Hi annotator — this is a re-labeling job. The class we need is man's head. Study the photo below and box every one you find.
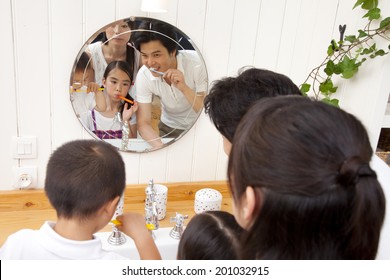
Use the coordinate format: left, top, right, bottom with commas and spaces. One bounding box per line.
204, 67, 302, 154
133, 20, 178, 74
45, 140, 126, 220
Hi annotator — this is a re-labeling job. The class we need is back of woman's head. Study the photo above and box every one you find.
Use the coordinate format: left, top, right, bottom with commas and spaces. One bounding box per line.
177, 211, 243, 260
228, 96, 385, 259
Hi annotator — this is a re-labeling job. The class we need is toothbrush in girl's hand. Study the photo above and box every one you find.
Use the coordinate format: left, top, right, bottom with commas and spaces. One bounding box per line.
118, 95, 134, 104
149, 67, 165, 76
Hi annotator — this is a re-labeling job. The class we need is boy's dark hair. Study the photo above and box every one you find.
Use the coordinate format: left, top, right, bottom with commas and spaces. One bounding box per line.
45, 140, 126, 219
75, 52, 92, 72
229, 96, 385, 259
132, 20, 178, 56
204, 67, 302, 142
177, 211, 243, 260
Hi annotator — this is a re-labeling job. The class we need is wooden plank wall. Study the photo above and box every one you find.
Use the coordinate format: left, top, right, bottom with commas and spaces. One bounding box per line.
1, 0, 389, 190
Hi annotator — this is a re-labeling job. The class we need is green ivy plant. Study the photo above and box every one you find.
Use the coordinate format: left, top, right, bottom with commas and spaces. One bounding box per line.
300, 0, 390, 106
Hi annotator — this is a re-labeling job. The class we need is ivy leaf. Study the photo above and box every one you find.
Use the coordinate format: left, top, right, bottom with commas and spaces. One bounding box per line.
358, 30, 368, 38
353, 0, 378, 10
339, 56, 359, 79
327, 44, 334, 56
322, 97, 340, 107
370, 49, 387, 58
380, 17, 390, 29
363, 8, 381, 20
319, 79, 337, 94
300, 83, 311, 94
345, 35, 358, 43
361, 43, 376, 55
375, 49, 387, 56
324, 60, 335, 75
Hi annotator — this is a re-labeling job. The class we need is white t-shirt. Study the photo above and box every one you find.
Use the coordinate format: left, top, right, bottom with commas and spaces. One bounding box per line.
0, 221, 129, 260
136, 50, 207, 130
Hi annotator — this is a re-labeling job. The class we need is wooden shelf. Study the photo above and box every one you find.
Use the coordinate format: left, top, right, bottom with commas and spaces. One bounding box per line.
0, 181, 231, 246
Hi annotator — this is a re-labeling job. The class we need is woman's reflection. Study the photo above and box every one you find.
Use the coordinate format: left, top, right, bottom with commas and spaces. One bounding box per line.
86, 19, 141, 88
133, 20, 207, 148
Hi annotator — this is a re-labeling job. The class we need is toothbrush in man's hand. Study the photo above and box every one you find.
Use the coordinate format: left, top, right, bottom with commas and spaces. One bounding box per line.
150, 68, 165, 76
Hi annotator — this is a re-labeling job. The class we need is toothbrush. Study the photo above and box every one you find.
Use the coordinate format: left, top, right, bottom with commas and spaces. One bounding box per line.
150, 67, 165, 76
74, 87, 104, 93
110, 219, 156, 230
110, 219, 122, 226
118, 95, 134, 104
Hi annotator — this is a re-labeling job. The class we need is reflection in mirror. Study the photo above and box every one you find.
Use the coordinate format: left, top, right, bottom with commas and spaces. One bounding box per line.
70, 17, 208, 153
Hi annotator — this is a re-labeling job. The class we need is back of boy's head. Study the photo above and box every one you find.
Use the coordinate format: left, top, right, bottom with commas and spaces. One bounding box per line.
204, 67, 302, 142
45, 140, 126, 220
177, 211, 243, 260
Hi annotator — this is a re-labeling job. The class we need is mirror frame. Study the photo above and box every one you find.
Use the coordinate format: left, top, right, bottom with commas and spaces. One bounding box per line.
69, 16, 208, 153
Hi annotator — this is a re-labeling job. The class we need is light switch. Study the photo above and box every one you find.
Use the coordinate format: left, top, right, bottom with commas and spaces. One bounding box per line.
12, 136, 37, 159
17, 142, 25, 155
24, 142, 32, 154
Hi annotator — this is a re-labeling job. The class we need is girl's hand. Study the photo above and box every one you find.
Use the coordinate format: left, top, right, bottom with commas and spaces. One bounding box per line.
122, 101, 138, 122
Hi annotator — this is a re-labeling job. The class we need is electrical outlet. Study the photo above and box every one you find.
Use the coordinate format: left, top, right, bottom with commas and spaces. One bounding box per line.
13, 166, 37, 189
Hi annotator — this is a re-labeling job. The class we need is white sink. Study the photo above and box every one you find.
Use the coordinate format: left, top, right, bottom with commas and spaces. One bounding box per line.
95, 227, 180, 260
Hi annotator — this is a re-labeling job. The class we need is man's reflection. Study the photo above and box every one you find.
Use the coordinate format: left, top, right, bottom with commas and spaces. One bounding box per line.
133, 20, 207, 148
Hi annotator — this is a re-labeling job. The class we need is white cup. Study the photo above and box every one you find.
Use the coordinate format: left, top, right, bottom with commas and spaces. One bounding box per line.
194, 188, 222, 214
154, 184, 168, 220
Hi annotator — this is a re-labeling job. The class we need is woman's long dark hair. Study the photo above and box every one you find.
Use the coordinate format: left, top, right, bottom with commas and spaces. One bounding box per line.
228, 96, 385, 259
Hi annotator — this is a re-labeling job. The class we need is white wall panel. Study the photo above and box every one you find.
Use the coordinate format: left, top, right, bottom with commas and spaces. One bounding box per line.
13, 0, 52, 188
177, 0, 207, 52
254, 0, 287, 71
190, 0, 235, 181
1, 0, 389, 190
0, 0, 18, 189
85, 0, 116, 38
201, 0, 235, 81
276, 0, 302, 77
50, 0, 86, 152
227, 0, 262, 75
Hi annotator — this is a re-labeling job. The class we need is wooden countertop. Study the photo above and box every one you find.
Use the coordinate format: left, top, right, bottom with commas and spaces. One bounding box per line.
0, 181, 231, 246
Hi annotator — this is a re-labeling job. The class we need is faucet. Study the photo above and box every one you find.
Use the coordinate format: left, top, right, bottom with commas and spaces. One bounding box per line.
115, 112, 129, 151
169, 212, 188, 239
145, 179, 159, 231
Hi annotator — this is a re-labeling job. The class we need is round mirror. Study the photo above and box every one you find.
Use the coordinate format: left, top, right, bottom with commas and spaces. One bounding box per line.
69, 17, 208, 152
